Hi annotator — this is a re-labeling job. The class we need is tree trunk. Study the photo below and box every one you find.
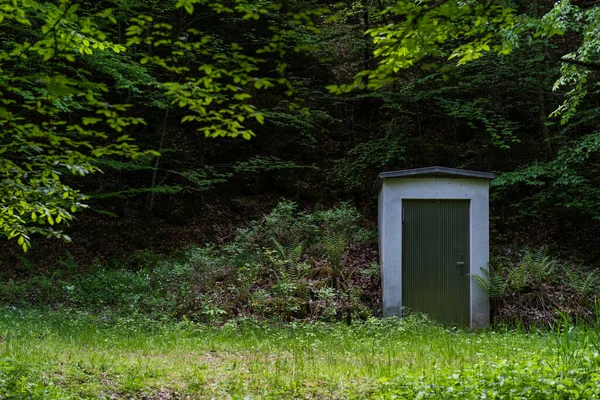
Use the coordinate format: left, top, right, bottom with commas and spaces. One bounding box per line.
145, 109, 169, 215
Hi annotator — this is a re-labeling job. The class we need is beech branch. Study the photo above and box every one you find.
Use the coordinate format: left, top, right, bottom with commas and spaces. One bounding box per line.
560, 58, 600, 71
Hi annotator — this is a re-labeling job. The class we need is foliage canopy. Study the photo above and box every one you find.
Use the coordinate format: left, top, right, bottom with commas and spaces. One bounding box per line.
0, 0, 296, 250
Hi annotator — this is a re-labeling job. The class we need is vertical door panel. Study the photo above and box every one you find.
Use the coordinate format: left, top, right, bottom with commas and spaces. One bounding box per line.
402, 200, 470, 324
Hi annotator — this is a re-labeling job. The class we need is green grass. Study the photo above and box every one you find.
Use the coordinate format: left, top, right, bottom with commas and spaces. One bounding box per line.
0, 309, 599, 399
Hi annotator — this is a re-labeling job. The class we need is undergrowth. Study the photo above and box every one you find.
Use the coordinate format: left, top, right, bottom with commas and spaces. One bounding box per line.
0, 201, 379, 323
478, 246, 600, 327
2, 201, 600, 329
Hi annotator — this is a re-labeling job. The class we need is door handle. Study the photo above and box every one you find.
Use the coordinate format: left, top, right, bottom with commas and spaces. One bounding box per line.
456, 261, 465, 266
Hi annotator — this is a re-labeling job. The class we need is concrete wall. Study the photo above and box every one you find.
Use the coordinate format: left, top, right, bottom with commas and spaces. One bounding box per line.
379, 177, 490, 328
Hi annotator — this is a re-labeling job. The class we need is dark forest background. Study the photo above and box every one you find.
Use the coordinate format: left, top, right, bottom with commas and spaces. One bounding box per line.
2, 0, 600, 325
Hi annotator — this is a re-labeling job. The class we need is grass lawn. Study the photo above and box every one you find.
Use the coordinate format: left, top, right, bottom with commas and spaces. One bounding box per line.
0, 309, 599, 399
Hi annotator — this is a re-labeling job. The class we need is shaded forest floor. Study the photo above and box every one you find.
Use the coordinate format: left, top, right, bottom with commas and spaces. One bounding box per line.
1, 199, 600, 329
0, 193, 293, 273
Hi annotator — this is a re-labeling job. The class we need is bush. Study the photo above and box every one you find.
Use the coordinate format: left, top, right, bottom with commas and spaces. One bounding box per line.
479, 246, 600, 327
0, 201, 379, 324
229, 200, 374, 257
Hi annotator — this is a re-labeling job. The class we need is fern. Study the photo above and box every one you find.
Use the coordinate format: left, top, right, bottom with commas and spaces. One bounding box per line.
523, 246, 556, 283
565, 267, 599, 295
324, 232, 347, 272
507, 246, 556, 291
271, 239, 303, 264
288, 244, 304, 264
272, 239, 287, 260
508, 261, 529, 292
473, 266, 507, 299
267, 241, 303, 283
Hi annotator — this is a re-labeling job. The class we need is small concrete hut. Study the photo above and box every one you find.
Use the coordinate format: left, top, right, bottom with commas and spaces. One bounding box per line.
377, 166, 494, 328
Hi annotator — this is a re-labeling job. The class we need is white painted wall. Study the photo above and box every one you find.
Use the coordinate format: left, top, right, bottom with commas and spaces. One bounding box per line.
379, 177, 490, 328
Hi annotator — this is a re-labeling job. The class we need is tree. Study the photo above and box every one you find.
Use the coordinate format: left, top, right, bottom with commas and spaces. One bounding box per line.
329, 0, 599, 121
0, 0, 149, 251
328, 0, 600, 224
0, 0, 297, 251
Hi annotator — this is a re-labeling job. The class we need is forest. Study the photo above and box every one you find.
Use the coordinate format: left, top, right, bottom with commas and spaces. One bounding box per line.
1, 0, 600, 398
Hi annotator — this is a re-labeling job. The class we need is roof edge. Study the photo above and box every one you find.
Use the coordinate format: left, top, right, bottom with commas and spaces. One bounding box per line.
378, 166, 495, 180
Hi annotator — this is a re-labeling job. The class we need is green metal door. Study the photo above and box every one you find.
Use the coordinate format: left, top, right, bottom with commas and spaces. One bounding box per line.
402, 200, 470, 324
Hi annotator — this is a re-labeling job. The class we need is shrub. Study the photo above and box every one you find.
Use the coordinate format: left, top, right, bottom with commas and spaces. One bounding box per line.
230, 200, 373, 258
0, 201, 379, 324
483, 246, 600, 327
